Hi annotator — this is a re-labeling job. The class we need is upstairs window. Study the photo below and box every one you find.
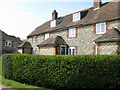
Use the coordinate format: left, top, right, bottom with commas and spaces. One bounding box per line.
68, 28, 76, 37
5, 40, 12, 47
51, 20, 56, 27
73, 12, 81, 22
45, 33, 50, 40
32, 36, 38, 42
96, 22, 106, 34
68, 47, 76, 55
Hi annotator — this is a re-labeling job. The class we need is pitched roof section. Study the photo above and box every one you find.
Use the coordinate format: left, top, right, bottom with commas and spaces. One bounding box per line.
37, 36, 68, 47
95, 28, 120, 43
17, 42, 32, 48
28, 1, 120, 37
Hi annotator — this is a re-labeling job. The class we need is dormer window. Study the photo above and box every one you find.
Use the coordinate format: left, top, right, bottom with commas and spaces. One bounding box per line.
45, 33, 50, 40
73, 12, 81, 22
96, 22, 106, 34
51, 20, 56, 27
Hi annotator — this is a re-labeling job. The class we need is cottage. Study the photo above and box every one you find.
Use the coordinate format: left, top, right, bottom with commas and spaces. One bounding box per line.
0, 30, 22, 56
27, 0, 120, 55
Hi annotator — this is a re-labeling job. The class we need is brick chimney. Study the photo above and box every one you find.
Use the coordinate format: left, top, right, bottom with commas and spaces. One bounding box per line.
94, 0, 102, 9
52, 10, 58, 20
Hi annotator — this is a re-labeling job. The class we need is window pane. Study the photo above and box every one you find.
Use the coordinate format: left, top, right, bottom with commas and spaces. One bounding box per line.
33, 36, 37, 42
68, 47, 76, 55
101, 23, 106, 33
45, 33, 49, 40
32, 49, 36, 54
5, 40, 12, 47
96, 24, 100, 33
96, 22, 106, 34
69, 28, 76, 37
72, 49, 75, 55
73, 12, 80, 22
68, 48, 71, 55
61, 47, 66, 55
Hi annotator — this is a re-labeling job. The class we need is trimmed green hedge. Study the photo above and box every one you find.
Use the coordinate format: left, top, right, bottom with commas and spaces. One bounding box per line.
2, 54, 120, 88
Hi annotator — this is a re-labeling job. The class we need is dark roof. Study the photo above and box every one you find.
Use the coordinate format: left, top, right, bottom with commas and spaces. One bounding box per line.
37, 36, 68, 47
95, 28, 120, 43
0, 30, 22, 43
28, 1, 120, 37
17, 42, 32, 48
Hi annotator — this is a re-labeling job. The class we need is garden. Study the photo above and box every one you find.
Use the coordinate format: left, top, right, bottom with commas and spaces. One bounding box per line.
1, 54, 120, 89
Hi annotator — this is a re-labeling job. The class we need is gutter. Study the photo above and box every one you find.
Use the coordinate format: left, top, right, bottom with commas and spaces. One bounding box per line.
94, 38, 120, 43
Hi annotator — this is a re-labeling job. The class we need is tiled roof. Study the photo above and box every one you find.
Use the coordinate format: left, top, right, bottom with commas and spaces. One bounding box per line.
28, 1, 120, 37
37, 36, 68, 47
17, 41, 32, 48
1, 30, 22, 44
95, 28, 120, 43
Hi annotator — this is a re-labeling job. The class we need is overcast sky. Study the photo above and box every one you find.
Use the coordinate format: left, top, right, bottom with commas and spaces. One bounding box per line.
0, 0, 112, 40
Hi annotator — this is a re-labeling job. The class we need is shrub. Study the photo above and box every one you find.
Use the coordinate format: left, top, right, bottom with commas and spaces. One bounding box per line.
2, 54, 120, 88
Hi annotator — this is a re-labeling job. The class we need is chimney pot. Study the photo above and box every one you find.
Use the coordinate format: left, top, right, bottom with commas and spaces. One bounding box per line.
52, 10, 58, 20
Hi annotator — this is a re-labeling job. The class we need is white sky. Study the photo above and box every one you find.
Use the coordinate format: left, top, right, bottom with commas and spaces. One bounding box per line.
0, 0, 41, 40
0, 0, 114, 40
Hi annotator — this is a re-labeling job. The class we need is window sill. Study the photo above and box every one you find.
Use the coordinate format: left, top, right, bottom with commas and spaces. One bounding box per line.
96, 32, 106, 35
68, 36, 77, 38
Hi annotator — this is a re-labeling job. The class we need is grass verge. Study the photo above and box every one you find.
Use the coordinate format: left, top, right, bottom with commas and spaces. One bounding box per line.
0, 57, 51, 90
0, 76, 52, 89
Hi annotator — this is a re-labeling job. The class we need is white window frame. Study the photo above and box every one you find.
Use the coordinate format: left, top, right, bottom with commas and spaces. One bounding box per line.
68, 28, 76, 37
73, 12, 81, 22
32, 36, 38, 42
5, 40, 12, 47
96, 22, 106, 34
51, 20, 56, 27
32, 49, 36, 54
45, 33, 50, 40
68, 47, 76, 55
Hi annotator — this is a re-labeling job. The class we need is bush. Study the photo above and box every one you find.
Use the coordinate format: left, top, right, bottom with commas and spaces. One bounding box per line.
2, 54, 120, 88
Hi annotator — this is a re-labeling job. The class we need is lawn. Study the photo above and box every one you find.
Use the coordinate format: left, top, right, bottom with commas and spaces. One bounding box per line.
0, 56, 51, 90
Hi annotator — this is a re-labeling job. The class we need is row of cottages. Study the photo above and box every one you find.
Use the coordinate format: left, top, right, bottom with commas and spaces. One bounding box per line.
0, 30, 22, 56
22, 0, 120, 55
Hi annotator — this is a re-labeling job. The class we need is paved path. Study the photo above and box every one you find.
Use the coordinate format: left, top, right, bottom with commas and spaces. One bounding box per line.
0, 84, 17, 90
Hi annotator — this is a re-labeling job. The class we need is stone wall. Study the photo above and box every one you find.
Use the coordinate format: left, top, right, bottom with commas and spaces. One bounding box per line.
98, 42, 119, 55
27, 20, 120, 55
50, 25, 99, 55
108, 20, 119, 30
27, 35, 44, 54
39, 47, 55, 55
